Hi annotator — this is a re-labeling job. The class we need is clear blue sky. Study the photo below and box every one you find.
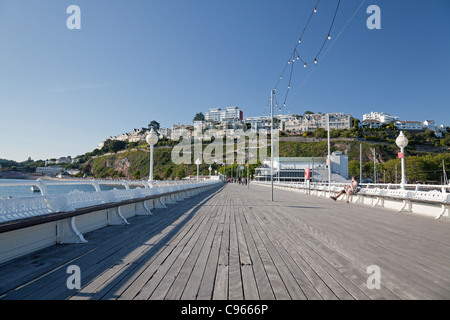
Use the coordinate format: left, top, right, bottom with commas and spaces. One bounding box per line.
0, 0, 449, 162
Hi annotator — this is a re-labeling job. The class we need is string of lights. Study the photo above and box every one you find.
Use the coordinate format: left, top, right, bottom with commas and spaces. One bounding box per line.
265, 0, 341, 115
285, 0, 367, 107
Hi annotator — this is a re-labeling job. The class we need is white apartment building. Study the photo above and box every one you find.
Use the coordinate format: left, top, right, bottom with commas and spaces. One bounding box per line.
284, 113, 352, 133
171, 123, 194, 140
363, 111, 399, 124
205, 106, 243, 122
359, 119, 383, 129
395, 120, 423, 131
36, 166, 64, 176
158, 128, 172, 139
244, 114, 295, 133
423, 120, 437, 131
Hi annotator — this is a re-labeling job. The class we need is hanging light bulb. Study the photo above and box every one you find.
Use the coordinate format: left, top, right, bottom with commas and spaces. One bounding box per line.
288, 85, 291, 89
288, 60, 290, 64
280, 75, 283, 80
298, 38, 301, 44
297, 55, 300, 60
327, 34, 331, 40
314, 7, 317, 13
304, 62, 307, 68
314, 58, 318, 64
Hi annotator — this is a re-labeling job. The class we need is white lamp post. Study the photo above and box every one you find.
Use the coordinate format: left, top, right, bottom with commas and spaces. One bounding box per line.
395, 131, 409, 189
209, 165, 212, 179
146, 128, 159, 184
195, 158, 202, 181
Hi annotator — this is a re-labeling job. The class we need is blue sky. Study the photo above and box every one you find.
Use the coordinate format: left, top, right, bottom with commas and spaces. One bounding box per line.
0, 0, 449, 162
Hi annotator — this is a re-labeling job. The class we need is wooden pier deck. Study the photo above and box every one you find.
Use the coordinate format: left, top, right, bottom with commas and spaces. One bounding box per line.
0, 183, 449, 300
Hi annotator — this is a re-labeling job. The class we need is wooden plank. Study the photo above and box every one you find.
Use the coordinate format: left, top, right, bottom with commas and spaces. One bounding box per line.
2, 207, 188, 300
243, 207, 291, 300
150, 201, 218, 300
212, 201, 230, 300
133, 197, 216, 300
239, 208, 275, 300
70, 201, 208, 300
196, 200, 226, 300
181, 204, 224, 300
115, 193, 216, 300
228, 204, 244, 300
251, 184, 450, 300
265, 188, 450, 299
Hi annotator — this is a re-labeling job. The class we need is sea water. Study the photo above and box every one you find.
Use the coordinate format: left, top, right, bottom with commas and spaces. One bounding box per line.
0, 179, 126, 199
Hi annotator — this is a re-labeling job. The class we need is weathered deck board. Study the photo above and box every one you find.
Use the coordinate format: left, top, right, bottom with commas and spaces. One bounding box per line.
0, 183, 449, 300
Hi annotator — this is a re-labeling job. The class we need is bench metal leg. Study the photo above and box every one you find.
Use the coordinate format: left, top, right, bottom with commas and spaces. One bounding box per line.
57, 217, 88, 244
435, 204, 448, 220
108, 207, 130, 225
398, 200, 412, 213
143, 200, 153, 215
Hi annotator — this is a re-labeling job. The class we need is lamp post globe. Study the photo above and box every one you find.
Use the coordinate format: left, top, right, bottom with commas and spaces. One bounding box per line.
146, 129, 159, 146
195, 158, 201, 182
146, 129, 159, 184
395, 131, 409, 149
395, 131, 409, 189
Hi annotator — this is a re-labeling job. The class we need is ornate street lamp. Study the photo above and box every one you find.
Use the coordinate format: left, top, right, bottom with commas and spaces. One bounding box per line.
395, 131, 409, 189
146, 128, 159, 184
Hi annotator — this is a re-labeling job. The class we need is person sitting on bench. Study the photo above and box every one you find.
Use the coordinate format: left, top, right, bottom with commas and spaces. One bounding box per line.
330, 176, 359, 203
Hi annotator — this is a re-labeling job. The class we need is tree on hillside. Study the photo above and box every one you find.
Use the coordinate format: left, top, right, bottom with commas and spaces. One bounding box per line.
148, 120, 160, 132
193, 112, 205, 122
314, 127, 327, 139
102, 139, 128, 154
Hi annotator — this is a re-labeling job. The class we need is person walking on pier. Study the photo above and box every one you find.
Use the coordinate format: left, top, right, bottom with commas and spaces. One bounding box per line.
330, 176, 360, 203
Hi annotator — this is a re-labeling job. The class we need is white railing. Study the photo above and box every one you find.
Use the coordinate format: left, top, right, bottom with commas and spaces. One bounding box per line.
254, 180, 450, 220
0, 179, 221, 223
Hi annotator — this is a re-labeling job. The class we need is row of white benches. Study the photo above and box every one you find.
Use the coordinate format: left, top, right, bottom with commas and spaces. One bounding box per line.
257, 182, 450, 220
0, 181, 219, 223
0, 181, 223, 264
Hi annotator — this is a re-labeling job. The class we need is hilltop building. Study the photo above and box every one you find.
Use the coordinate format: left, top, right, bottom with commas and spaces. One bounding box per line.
363, 111, 399, 124
284, 113, 352, 134
205, 106, 243, 123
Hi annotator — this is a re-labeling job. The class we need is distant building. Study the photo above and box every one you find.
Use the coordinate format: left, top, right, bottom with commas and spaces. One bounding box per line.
205, 106, 243, 123
284, 113, 352, 133
423, 120, 437, 131
359, 119, 383, 129
254, 152, 349, 182
395, 120, 423, 131
171, 123, 193, 140
244, 114, 295, 133
36, 166, 63, 176
158, 127, 172, 139
363, 111, 399, 124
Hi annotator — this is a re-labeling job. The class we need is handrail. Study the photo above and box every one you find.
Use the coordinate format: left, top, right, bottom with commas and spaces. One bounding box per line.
0, 179, 222, 223
0, 178, 203, 196
258, 180, 450, 191
0, 181, 223, 234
